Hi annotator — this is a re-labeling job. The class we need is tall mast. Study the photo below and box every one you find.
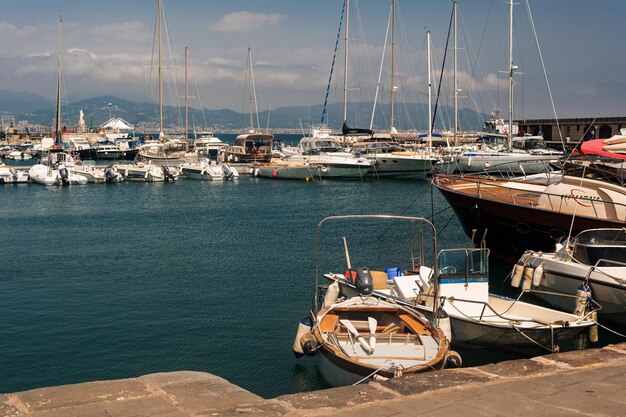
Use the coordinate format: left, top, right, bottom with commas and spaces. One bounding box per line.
248, 46, 254, 131
343, 0, 349, 125
453, 0, 458, 145
158, 0, 163, 137
508, 0, 514, 143
55, 17, 62, 145
390, 0, 396, 130
184, 46, 189, 151
426, 30, 433, 148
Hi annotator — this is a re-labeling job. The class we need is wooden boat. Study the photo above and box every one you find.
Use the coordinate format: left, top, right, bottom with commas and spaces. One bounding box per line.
310, 296, 450, 387
432, 161, 626, 262
292, 215, 455, 387
519, 228, 626, 324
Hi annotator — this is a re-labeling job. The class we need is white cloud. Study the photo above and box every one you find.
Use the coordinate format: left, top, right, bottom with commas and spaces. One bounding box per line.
89, 21, 149, 43
208, 11, 285, 33
0, 21, 37, 37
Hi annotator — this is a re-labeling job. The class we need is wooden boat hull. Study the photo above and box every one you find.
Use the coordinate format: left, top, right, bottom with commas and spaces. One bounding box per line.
433, 176, 625, 262
315, 342, 446, 387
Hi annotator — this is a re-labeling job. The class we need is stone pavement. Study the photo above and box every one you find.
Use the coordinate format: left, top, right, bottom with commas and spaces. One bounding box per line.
2, 342, 626, 417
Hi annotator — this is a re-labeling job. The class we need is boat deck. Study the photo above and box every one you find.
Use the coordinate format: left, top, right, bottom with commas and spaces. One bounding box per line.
434, 175, 543, 207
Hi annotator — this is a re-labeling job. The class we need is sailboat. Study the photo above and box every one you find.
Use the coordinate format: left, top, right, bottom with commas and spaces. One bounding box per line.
224, 47, 275, 164
180, 47, 238, 180
358, 0, 440, 179
28, 18, 88, 186
137, 0, 185, 169
453, 0, 561, 175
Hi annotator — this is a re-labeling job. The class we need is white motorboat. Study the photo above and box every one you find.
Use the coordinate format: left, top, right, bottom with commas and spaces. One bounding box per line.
71, 161, 123, 183
181, 158, 238, 181
519, 228, 626, 324
285, 137, 373, 179
318, 215, 596, 353
351, 141, 439, 179
115, 162, 175, 182
0, 163, 29, 184
29, 152, 88, 186
6, 150, 31, 161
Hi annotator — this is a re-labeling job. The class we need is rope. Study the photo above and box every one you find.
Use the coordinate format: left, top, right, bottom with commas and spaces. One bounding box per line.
511, 324, 557, 353
596, 321, 626, 339
321, 0, 345, 124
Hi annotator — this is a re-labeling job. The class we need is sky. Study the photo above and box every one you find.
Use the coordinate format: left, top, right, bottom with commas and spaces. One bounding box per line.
0, 0, 624, 121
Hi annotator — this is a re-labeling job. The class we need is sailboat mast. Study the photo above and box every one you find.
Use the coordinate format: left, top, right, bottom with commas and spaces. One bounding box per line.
343, 0, 349, 125
427, 30, 432, 147
390, 0, 396, 131
453, 0, 458, 145
185, 46, 189, 151
158, 0, 163, 137
55, 17, 62, 145
248, 47, 254, 131
508, 0, 514, 143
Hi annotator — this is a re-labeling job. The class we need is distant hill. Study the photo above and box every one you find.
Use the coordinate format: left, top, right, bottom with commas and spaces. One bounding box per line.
0, 90, 52, 114
1, 91, 488, 132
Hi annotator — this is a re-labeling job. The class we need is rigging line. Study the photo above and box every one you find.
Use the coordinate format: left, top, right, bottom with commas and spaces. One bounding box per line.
377, 181, 432, 240
432, 4, 454, 133
435, 213, 456, 238
370, 2, 392, 131
162, 3, 183, 131
525, 0, 563, 146
458, 12, 487, 131
321, 0, 345, 124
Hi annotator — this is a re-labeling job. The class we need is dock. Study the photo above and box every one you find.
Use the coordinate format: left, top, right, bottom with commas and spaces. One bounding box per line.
2, 342, 625, 416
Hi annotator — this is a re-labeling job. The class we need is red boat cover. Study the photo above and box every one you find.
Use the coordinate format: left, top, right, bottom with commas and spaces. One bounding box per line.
581, 139, 626, 160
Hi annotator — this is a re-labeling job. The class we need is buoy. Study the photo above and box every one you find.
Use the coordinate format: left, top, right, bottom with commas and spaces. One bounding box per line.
436, 308, 452, 342
292, 316, 312, 358
588, 311, 599, 343
323, 281, 340, 308
445, 350, 462, 368
511, 262, 524, 288
272, 168, 278, 177
574, 284, 592, 316
521, 266, 534, 291
467, 157, 473, 167
300, 333, 320, 356
532, 263, 544, 287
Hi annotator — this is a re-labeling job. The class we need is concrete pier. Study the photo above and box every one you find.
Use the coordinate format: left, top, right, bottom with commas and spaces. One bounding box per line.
2, 343, 626, 416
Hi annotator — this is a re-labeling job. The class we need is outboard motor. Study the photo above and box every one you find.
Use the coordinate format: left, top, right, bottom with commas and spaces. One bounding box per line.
58, 164, 70, 185
104, 166, 116, 183
356, 266, 373, 295
162, 165, 176, 182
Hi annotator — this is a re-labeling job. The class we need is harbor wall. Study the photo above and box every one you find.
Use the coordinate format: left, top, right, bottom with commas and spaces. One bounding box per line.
2, 342, 626, 416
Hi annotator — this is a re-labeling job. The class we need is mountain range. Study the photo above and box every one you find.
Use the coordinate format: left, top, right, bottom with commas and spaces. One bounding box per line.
0, 90, 488, 132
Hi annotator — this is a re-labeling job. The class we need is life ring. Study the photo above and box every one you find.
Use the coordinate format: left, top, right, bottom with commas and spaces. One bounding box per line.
572, 148, 579, 155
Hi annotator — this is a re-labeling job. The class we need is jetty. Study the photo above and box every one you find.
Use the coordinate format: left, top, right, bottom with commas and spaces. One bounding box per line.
2, 342, 625, 416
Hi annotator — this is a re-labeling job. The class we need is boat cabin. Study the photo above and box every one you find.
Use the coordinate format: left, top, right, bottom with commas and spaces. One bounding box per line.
437, 248, 490, 316
571, 228, 626, 266
299, 137, 345, 155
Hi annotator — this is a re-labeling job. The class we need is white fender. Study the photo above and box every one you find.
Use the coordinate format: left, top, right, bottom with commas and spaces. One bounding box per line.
532, 263, 544, 287
521, 266, 534, 291
323, 282, 340, 308
511, 262, 524, 288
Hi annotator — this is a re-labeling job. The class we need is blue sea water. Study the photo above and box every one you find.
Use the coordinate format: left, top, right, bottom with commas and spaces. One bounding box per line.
0, 135, 618, 398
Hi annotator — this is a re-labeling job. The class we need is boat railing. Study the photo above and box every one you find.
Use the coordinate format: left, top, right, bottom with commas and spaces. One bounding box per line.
440, 174, 626, 215
471, 157, 557, 179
